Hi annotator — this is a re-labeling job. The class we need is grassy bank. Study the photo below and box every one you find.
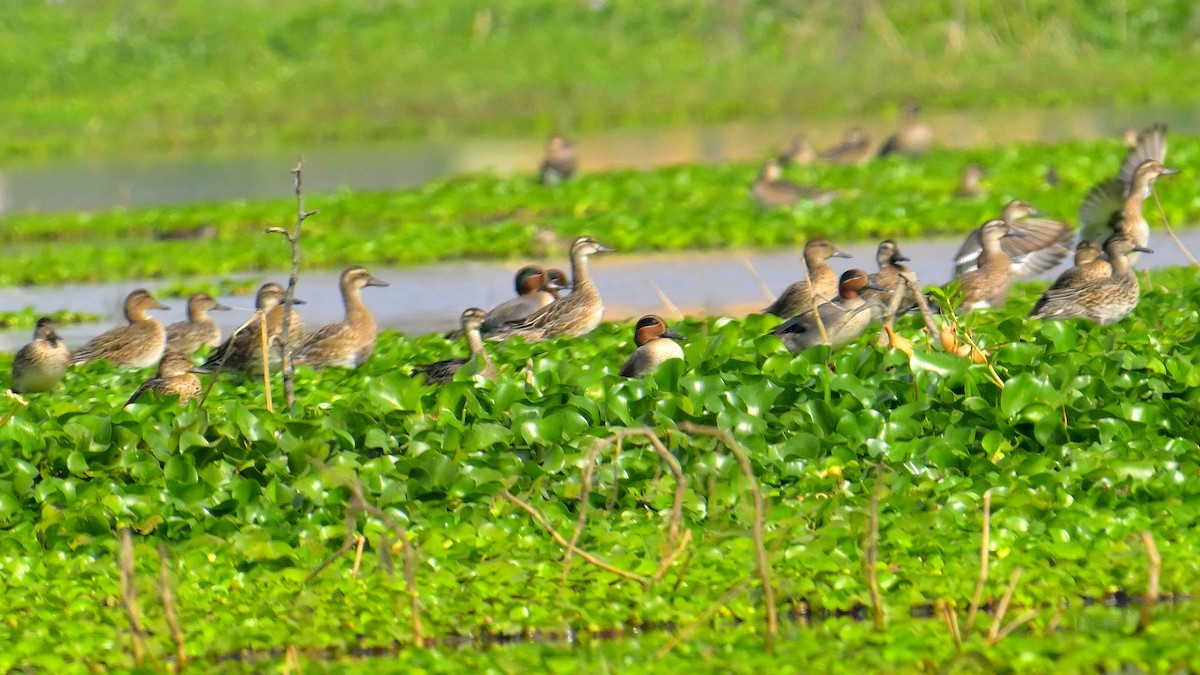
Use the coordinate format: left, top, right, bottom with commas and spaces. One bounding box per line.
2, 1, 1198, 161
3, 266, 1200, 670
0, 138, 1195, 286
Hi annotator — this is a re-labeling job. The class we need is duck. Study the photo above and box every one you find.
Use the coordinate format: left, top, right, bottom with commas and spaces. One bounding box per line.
860, 240, 914, 308
489, 236, 613, 342
544, 268, 570, 299
296, 267, 388, 368
413, 308, 496, 385
125, 353, 206, 406
1079, 124, 1174, 260
773, 269, 882, 352
481, 266, 564, 329
619, 315, 686, 378
11, 317, 70, 393
948, 219, 1019, 311
819, 127, 872, 164
763, 238, 851, 318
203, 283, 306, 374
751, 159, 837, 209
778, 135, 816, 167
956, 163, 987, 198
1044, 240, 1110, 292
953, 200, 1073, 278
539, 134, 578, 186
70, 289, 170, 368
877, 102, 933, 158
1030, 234, 1151, 325
165, 292, 232, 354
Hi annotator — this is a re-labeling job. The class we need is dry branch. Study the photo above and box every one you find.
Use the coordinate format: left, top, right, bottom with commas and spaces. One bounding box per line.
1137, 531, 1161, 633
865, 469, 886, 631
802, 265, 830, 345
157, 543, 188, 671
940, 601, 962, 649
1152, 190, 1200, 268
118, 528, 152, 667
742, 258, 778, 304
678, 422, 778, 649
198, 309, 268, 406
352, 534, 366, 579
965, 491, 991, 634
987, 566, 1023, 644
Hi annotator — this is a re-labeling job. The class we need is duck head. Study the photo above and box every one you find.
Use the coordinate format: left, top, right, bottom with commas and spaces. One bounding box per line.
805, 237, 851, 263
570, 236, 615, 258
341, 266, 389, 292
513, 265, 547, 296
33, 316, 61, 346
633, 315, 686, 347
1001, 199, 1042, 221
187, 292, 232, 320
875, 240, 910, 268
1075, 240, 1103, 265
125, 289, 170, 322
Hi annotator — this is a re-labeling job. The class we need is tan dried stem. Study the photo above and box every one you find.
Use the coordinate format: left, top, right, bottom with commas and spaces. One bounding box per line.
260, 306, 273, 413
965, 491, 991, 634
993, 609, 1039, 644
267, 159, 319, 412
678, 422, 777, 649
940, 600, 962, 649
198, 309, 267, 406
865, 469, 886, 631
742, 258, 779, 303
1137, 531, 1161, 633
898, 269, 941, 339
1152, 190, 1200, 268
0, 390, 29, 430
655, 576, 751, 658
352, 534, 366, 579
802, 265, 830, 345
157, 543, 188, 671
987, 566, 1023, 643
118, 528, 153, 667
651, 280, 684, 322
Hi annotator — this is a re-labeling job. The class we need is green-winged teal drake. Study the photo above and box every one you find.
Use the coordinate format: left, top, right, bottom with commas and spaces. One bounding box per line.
11, 317, 69, 393
877, 102, 932, 158
763, 238, 850, 318
1030, 234, 1151, 325
619, 315, 685, 377
125, 353, 205, 406
490, 236, 613, 341
774, 269, 881, 352
482, 265, 564, 329
778, 135, 816, 167
956, 163, 987, 198
539, 134, 578, 186
820, 127, 872, 164
860, 240, 915, 308
71, 289, 169, 368
204, 283, 306, 373
165, 292, 232, 354
949, 219, 1019, 311
1044, 240, 1110, 292
954, 200, 1072, 278
1079, 124, 1173, 261
297, 267, 388, 368
413, 308, 496, 384
751, 159, 837, 209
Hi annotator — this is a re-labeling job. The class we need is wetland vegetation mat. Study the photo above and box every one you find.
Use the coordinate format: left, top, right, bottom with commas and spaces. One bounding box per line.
3, 269, 1200, 671
2, 1, 1198, 161
1, 138, 1198, 285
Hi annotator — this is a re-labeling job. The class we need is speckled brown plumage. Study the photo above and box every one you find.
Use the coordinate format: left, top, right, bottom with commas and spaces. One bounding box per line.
763, 238, 851, 318
165, 293, 231, 354
11, 317, 69, 393
125, 353, 205, 406
297, 267, 388, 369
71, 289, 170, 368
413, 308, 496, 384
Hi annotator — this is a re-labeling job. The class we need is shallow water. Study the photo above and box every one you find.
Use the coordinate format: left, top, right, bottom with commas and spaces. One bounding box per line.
3, 228, 1198, 354
1, 103, 1195, 215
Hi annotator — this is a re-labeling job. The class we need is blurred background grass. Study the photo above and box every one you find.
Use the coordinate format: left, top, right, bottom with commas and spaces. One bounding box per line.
2, 0, 1198, 161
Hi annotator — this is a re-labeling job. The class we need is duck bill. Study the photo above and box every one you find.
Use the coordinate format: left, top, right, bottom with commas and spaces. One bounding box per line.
191, 365, 211, 375
154, 302, 172, 311
831, 250, 852, 259
864, 283, 889, 292
212, 303, 233, 311
662, 328, 687, 341
286, 296, 307, 305
1133, 246, 1155, 254
365, 276, 390, 288
1160, 167, 1180, 175
892, 255, 911, 263
595, 244, 617, 254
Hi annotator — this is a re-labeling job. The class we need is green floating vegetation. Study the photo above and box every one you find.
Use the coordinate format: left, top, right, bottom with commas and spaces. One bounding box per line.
1, 267, 1199, 670
0, 306, 98, 330
1, 1, 1198, 160
0, 138, 1197, 286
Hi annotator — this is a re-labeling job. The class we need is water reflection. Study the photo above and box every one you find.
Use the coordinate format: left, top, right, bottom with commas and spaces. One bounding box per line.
1, 103, 1195, 215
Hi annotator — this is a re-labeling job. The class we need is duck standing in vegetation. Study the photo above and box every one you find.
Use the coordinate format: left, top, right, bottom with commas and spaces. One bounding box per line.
819, 127, 872, 164
413, 308, 496, 384
949, 219, 1019, 311
1043, 240, 1110, 292
296, 267, 388, 369
953, 200, 1072, 278
751, 159, 837, 209
778, 135, 816, 167
539, 134, 577, 186
877, 102, 932, 158
774, 269, 881, 352
71, 289, 170, 368
490, 236, 613, 342
619, 315, 685, 377
165, 293, 232, 354
11, 317, 69, 393
860, 240, 913, 308
203, 283, 305, 374
1030, 234, 1150, 325
1079, 124, 1174, 262
763, 238, 850, 319
125, 353, 205, 406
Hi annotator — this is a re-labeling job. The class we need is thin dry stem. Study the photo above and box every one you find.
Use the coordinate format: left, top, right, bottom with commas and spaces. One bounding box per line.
198, 309, 267, 406
941, 601, 962, 649
898, 269, 941, 338
965, 491, 991, 634
1137, 531, 1161, 633
118, 528, 152, 667
960, 329, 1005, 389
992, 609, 1039, 644
157, 543, 188, 671
678, 422, 777, 649
260, 306, 273, 413
303, 536, 356, 585
352, 534, 366, 579
742, 258, 778, 303
987, 566, 1023, 642
802, 265, 830, 345
865, 469, 886, 631
653, 529, 693, 584
655, 576, 751, 658
1044, 601, 1066, 636
651, 280, 684, 321
282, 644, 303, 675
1153, 190, 1200, 268
268, 159, 318, 412
502, 490, 650, 589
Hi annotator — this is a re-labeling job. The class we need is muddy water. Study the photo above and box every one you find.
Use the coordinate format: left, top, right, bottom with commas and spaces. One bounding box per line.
3, 229, 1199, 354
1, 103, 1195, 215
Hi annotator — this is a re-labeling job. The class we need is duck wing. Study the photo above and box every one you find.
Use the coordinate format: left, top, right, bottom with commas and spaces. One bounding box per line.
1078, 179, 1126, 244
1118, 124, 1167, 189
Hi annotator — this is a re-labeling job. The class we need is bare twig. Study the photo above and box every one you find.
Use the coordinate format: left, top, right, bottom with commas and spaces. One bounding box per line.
655, 576, 751, 657
0, 390, 28, 429
865, 468, 886, 631
282, 644, 303, 675
742, 258, 778, 303
678, 422, 777, 649
260, 305, 273, 413
352, 534, 366, 579
502, 490, 650, 589
941, 601, 962, 649
157, 543, 188, 671
1137, 531, 1161, 633
987, 566, 1023, 643
653, 529, 693, 584
993, 609, 1039, 644
267, 159, 318, 412
1152, 190, 1200, 268
198, 309, 267, 406
650, 280, 684, 322
304, 537, 357, 585
1043, 601, 1066, 636
898, 268, 941, 338
118, 529, 153, 667
802, 265, 829, 345
965, 491, 991, 634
